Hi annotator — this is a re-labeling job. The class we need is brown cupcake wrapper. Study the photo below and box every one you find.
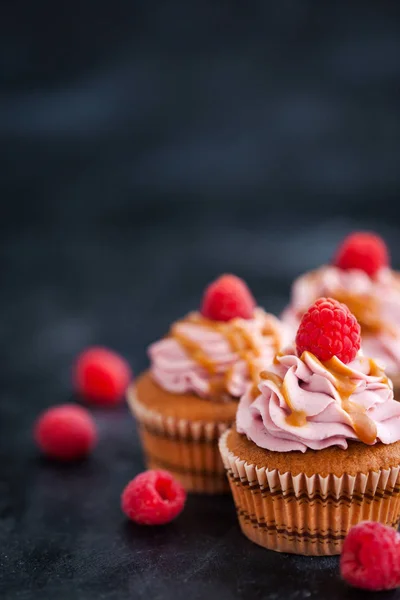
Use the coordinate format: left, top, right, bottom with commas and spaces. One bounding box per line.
127, 387, 231, 494
219, 430, 400, 556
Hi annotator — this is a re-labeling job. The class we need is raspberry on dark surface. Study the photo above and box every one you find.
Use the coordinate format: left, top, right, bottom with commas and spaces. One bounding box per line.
34, 404, 97, 461
295, 297, 361, 364
200, 274, 256, 321
121, 470, 186, 525
73, 346, 132, 406
334, 231, 390, 277
341, 521, 400, 591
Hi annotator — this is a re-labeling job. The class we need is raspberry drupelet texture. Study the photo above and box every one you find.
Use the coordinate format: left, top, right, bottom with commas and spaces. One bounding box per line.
341, 521, 400, 591
200, 274, 256, 321
73, 346, 132, 406
34, 404, 97, 461
334, 231, 389, 277
295, 297, 361, 364
121, 470, 186, 525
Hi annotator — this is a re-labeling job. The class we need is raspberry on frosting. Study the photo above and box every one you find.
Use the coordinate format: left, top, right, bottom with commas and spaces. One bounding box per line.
295, 297, 361, 364
341, 521, 400, 591
334, 231, 389, 277
200, 274, 256, 321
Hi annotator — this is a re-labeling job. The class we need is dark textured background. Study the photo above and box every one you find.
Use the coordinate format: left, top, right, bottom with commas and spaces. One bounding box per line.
1, 1, 400, 598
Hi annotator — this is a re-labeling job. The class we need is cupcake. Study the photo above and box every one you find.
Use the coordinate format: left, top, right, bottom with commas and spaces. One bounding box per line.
282, 232, 400, 391
128, 274, 290, 494
220, 297, 400, 555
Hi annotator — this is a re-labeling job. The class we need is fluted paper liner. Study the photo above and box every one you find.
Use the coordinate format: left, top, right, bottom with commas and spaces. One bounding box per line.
219, 430, 400, 555
127, 387, 230, 494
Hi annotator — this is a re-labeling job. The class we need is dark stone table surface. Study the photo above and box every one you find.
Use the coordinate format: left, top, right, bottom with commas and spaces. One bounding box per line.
2, 217, 400, 600
1, 1, 400, 598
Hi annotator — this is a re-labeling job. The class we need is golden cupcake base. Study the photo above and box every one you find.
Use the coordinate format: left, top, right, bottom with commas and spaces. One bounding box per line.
219, 428, 400, 555
127, 373, 237, 494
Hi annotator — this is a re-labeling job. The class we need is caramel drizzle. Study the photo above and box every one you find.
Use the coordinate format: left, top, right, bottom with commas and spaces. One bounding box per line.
332, 290, 390, 337
260, 352, 386, 443
171, 332, 217, 374
294, 267, 395, 337
260, 370, 307, 427
170, 313, 281, 397
273, 350, 285, 365
368, 357, 389, 384
297, 289, 395, 338
304, 352, 378, 444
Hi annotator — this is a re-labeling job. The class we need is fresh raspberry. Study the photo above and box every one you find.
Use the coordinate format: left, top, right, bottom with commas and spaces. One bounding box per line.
295, 297, 361, 363
341, 521, 400, 591
121, 470, 186, 525
73, 347, 132, 406
200, 274, 256, 321
334, 231, 389, 277
34, 404, 97, 461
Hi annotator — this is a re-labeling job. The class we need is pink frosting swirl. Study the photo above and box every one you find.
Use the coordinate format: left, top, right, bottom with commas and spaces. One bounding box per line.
149, 308, 291, 400
281, 266, 400, 375
236, 346, 400, 452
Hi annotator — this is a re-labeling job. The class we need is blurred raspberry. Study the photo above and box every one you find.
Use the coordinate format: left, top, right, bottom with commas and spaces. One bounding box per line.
34, 404, 97, 461
74, 346, 132, 406
341, 521, 400, 591
200, 274, 256, 321
334, 231, 389, 277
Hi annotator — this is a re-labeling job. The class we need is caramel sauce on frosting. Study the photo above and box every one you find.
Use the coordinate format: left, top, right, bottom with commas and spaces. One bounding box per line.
261, 351, 388, 443
273, 350, 285, 365
260, 370, 281, 384
293, 268, 396, 338
260, 370, 307, 427
170, 311, 281, 398
332, 290, 388, 337
171, 332, 217, 374
368, 357, 389, 383
319, 354, 378, 445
